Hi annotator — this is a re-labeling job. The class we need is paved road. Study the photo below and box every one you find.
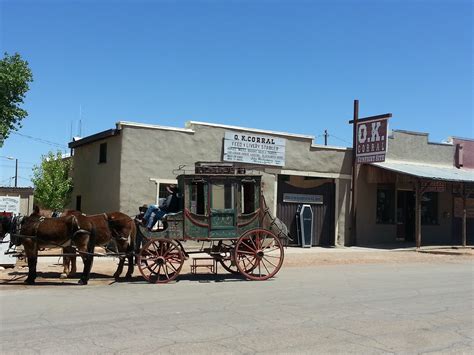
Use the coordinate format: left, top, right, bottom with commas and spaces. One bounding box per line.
1, 262, 473, 354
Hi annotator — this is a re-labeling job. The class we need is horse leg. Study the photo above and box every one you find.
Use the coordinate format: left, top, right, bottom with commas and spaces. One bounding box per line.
70, 254, 77, 275
76, 231, 95, 285
113, 239, 127, 280
23, 241, 38, 285
113, 256, 125, 280
125, 222, 136, 279
61, 246, 76, 279
25, 256, 38, 285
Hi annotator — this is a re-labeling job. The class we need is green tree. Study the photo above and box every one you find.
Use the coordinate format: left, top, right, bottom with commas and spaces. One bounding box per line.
32, 151, 73, 211
0, 52, 34, 147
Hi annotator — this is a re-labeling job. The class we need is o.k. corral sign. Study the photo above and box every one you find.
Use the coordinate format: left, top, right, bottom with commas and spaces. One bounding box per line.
223, 132, 286, 166
356, 116, 389, 163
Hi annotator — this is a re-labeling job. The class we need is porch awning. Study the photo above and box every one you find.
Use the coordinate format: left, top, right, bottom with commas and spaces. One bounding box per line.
371, 160, 474, 183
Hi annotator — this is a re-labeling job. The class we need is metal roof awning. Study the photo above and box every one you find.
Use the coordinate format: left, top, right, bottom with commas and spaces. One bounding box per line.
371, 160, 474, 183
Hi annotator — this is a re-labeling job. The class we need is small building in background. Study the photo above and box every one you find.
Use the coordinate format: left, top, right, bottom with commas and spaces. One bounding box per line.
0, 187, 34, 217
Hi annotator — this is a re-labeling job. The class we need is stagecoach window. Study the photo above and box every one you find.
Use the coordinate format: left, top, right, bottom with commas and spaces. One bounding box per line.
242, 182, 256, 214
99, 143, 107, 163
190, 182, 206, 215
211, 182, 234, 209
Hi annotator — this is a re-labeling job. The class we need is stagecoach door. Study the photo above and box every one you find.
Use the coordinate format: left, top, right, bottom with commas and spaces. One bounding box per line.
209, 180, 237, 238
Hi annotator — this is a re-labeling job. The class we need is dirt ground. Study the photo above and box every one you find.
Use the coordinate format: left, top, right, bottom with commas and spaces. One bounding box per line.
1, 246, 472, 288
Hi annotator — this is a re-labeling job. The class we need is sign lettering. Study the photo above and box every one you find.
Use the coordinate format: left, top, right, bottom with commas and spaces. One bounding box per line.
356, 118, 389, 163
223, 131, 286, 166
0, 196, 20, 215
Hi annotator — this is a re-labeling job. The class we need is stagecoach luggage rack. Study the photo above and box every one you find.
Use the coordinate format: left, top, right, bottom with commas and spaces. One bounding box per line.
190, 257, 218, 275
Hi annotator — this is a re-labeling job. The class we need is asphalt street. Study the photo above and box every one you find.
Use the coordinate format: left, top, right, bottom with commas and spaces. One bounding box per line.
1, 261, 473, 354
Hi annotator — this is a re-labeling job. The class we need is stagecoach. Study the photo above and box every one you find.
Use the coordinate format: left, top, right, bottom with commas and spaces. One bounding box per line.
1, 163, 287, 285
136, 163, 287, 283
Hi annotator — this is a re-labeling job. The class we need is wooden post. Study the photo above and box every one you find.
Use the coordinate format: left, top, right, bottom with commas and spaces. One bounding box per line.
351, 100, 359, 245
415, 179, 422, 249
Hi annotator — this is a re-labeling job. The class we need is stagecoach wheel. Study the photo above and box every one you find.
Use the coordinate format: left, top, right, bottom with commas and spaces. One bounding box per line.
216, 240, 257, 274
234, 229, 284, 281
215, 240, 239, 274
138, 239, 184, 284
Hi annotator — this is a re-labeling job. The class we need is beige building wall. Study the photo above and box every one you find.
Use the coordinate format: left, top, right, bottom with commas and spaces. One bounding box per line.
387, 130, 454, 164
70, 120, 353, 244
116, 121, 352, 244
70, 135, 122, 214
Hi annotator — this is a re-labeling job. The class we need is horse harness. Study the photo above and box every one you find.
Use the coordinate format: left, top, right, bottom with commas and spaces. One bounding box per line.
27, 215, 91, 248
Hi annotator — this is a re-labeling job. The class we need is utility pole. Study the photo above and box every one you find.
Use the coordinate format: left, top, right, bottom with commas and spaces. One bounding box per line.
351, 100, 359, 245
14, 158, 18, 187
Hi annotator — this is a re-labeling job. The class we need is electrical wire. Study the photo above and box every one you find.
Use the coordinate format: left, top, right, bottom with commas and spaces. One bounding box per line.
12, 131, 68, 149
328, 133, 352, 145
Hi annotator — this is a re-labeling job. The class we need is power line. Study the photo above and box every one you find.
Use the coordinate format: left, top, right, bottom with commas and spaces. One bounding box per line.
12, 131, 68, 149
0, 165, 34, 170
328, 133, 352, 145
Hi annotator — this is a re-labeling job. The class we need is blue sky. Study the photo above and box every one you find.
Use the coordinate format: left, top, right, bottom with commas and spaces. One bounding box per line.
1, 0, 472, 187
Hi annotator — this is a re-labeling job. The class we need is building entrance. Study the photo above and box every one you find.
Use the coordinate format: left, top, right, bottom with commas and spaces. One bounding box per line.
396, 190, 415, 241
277, 175, 335, 246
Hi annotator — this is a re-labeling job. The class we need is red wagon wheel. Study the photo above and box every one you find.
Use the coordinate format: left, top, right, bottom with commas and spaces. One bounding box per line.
138, 239, 184, 283
234, 229, 284, 281
217, 240, 257, 274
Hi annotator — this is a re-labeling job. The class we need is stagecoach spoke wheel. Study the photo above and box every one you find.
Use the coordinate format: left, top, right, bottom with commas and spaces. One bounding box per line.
138, 239, 184, 284
217, 240, 257, 274
215, 240, 239, 274
234, 229, 284, 281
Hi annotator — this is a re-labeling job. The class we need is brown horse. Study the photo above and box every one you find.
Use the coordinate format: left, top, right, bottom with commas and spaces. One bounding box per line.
62, 211, 136, 280
18, 210, 96, 285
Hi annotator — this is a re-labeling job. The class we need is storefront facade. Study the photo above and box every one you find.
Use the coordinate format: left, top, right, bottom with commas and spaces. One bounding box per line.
356, 131, 474, 246
69, 121, 352, 246
69, 122, 472, 247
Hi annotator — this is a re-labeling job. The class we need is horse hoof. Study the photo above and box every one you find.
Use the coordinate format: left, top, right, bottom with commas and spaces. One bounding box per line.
24, 279, 35, 285
60, 273, 67, 279
78, 279, 88, 285
125, 274, 133, 280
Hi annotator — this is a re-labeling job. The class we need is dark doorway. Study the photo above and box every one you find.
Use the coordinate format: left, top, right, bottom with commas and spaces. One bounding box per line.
397, 191, 415, 241
277, 175, 335, 246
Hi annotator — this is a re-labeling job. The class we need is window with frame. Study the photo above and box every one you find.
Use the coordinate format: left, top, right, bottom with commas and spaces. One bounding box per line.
99, 143, 107, 163
189, 182, 206, 215
376, 185, 395, 224
241, 182, 256, 214
421, 192, 438, 225
211, 181, 234, 209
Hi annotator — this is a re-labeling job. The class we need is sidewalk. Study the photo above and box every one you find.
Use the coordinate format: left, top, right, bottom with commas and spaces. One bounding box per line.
284, 245, 474, 255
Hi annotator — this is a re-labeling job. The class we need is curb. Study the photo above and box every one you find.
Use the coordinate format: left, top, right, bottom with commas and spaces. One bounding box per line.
416, 250, 473, 256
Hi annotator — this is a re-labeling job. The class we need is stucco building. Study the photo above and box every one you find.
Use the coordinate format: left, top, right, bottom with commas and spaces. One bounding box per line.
355, 131, 474, 246
69, 121, 352, 246
0, 187, 34, 217
69, 121, 473, 247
